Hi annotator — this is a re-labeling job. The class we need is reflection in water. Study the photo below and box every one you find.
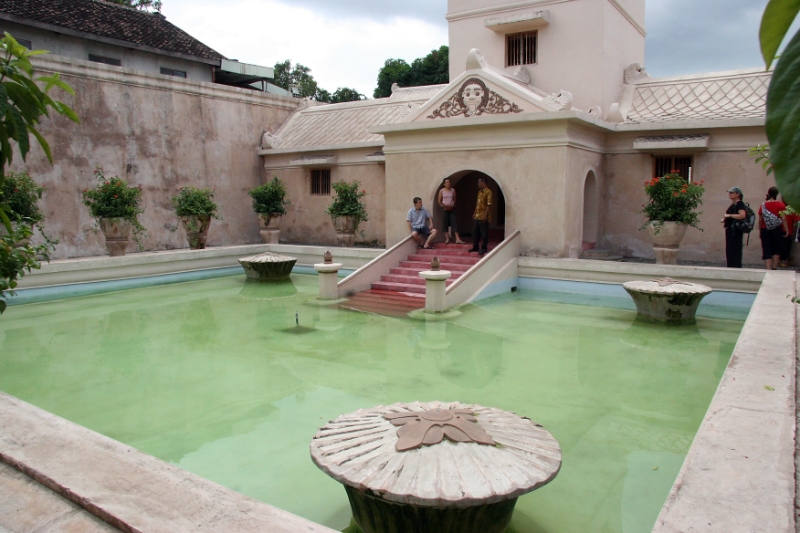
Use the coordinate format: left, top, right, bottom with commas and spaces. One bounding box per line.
0, 275, 744, 533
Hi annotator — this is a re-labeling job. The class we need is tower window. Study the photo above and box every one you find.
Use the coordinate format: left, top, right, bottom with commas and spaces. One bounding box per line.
506, 31, 537, 67
654, 156, 693, 179
311, 169, 331, 195
89, 54, 121, 66
161, 67, 187, 78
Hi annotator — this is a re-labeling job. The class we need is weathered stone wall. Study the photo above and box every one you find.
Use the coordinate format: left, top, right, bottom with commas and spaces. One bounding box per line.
11, 55, 298, 259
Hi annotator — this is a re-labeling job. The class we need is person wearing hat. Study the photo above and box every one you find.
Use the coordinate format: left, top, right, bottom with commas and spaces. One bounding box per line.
722, 187, 747, 268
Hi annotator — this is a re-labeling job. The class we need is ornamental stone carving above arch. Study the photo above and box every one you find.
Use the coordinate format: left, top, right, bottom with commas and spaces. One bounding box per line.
427, 77, 523, 119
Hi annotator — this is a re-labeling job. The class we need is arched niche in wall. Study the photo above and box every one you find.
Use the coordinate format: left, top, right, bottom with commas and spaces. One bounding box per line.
582, 170, 599, 251
431, 170, 506, 244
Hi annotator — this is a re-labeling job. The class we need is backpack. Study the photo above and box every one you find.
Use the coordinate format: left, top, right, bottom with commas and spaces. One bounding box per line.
761, 203, 783, 230
733, 203, 756, 234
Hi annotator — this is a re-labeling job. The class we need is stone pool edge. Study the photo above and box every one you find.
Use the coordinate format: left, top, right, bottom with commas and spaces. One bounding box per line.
652, 270, 797, 533
0, 392, 339, 533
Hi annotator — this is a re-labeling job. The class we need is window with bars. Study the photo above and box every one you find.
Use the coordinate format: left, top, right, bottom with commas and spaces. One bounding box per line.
17, 39, 32, 49
89, 54, 121, 66
311, 169, 331, 195
654, 156, 693, 179
506, 31, 537, 67
160, 67, 187, 78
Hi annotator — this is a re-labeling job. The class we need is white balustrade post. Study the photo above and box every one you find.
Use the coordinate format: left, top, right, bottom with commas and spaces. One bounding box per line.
419, 257, 451, 313
314, 251, 342, 300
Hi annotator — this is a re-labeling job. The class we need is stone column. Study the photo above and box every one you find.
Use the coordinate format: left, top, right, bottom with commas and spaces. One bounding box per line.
314, 252, 342, 300
419, 269, 451, 313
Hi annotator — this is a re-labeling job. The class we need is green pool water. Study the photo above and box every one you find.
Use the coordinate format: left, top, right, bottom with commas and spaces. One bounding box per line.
0, 274, 743, 533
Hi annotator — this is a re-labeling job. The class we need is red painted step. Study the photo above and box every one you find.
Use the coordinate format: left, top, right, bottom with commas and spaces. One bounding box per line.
399, 261, 473, 272
390, 267, 464, 278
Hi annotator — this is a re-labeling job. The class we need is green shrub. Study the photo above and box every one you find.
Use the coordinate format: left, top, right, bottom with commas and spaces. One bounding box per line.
249, 177, 289, 216
170, 187, 220, 218
640, 172, 704, 232
325, 180, 368, 227
2, 172, 44, 223
82, 168, 146, 245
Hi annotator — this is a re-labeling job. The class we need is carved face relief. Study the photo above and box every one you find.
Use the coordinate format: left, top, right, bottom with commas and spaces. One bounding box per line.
462, 83, 484, 116
428, 77, 521, 120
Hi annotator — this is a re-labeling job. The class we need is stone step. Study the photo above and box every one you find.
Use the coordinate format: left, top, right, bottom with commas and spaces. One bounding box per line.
413, 248, 481, 258
580, 250, 624, 262
390, 267, 464, 278
371, 281, 426, 294
407, 254, 480, 265
581, 248, 616, 259
399, 261, 472, 272
380, 274, 456, 286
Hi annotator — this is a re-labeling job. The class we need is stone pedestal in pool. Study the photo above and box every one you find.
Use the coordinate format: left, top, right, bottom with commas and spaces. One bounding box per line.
238, 252, 296, 281
314, 251, 343, 300
623, 277, 712, 325
310, 401, 561, 533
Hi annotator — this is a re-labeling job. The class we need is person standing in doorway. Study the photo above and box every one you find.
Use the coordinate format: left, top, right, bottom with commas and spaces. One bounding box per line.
438, 178, 465, 245
406, 197, 438, 249
722, 187, 747, 268
758, 186, 787, 270
469, 177, 492, 255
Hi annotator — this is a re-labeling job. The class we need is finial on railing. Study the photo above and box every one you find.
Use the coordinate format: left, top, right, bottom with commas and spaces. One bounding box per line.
324, 251, 333, 264
431, 256, 440, 271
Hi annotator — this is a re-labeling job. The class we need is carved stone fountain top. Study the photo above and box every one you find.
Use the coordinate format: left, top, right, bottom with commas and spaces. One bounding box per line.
624, 277, 712, 295
310, 401, 562, 508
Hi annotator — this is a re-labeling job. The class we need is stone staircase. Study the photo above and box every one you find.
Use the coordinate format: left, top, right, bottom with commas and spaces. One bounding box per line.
339, 243, 482, 316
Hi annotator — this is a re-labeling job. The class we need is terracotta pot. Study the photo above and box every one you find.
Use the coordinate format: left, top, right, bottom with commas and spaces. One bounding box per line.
258, 213, 281, 244
180, 215, 211, 249
648, 221, 688, 264
331, 216, 357, 247
99, 218, 132, 256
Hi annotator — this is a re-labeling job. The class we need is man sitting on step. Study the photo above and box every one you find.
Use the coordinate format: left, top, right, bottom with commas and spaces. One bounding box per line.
407, 197, 438, 249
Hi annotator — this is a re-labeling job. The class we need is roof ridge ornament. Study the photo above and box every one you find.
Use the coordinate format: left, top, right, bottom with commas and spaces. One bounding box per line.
624, 63, 651, 85
428, 77, 522, 119
466, 48, 487, 70
542, 90, 573, 111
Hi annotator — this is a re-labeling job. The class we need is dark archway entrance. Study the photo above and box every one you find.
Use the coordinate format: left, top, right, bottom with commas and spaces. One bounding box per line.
432, 170, 505, 246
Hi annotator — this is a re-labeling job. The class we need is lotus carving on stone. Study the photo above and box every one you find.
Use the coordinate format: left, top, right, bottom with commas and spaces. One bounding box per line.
383, 408, 496, 451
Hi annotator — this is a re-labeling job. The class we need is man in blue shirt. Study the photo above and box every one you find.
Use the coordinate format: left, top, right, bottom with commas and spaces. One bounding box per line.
406, 197, 438, 249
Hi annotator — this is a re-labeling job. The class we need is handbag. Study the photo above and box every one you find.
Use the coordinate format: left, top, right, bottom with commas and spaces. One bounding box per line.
761, 203, 783, 231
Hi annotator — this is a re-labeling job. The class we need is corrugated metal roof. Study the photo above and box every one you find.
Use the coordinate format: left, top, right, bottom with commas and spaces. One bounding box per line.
624, 69, 769, 124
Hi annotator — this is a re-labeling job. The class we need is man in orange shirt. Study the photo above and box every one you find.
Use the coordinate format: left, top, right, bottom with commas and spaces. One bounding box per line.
468, 177, 492, 256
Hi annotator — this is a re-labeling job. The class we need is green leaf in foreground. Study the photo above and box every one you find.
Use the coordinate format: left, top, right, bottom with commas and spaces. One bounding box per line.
764, 385, 775, 391
766, 29, 800, 209
760, 0, 800, 69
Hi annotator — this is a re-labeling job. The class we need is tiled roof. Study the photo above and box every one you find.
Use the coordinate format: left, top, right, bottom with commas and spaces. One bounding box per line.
271, 85, 444, 150
624, 69, 770, 124
0, 0, 224, 61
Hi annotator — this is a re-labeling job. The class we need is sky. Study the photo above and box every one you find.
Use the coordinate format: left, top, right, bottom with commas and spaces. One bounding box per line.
161, 0, 799, 97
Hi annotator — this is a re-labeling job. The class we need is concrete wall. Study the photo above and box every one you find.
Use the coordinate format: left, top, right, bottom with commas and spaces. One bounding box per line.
10, 55, 298, 259
262, 149, 387, 246
1, 20, 214, 82
447, 0, 645, 112
603, 126, 774, 265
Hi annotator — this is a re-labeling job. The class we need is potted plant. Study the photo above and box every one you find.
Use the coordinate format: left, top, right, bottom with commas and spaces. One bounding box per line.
249, 177, 289, 243
2, 172, 45, 247
640, 171, 704, 264
325, 180, 368, 247
171, 187, 220, 249
82, 168, 146, 256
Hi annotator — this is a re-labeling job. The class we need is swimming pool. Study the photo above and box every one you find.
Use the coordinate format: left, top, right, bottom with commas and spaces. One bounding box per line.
0, 273, 745, 532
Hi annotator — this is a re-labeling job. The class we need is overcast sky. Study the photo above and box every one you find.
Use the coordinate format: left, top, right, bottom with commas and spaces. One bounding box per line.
162, 0, 797, 97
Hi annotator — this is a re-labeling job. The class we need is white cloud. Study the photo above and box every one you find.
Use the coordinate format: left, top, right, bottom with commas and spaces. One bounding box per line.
162, 0, 448, 97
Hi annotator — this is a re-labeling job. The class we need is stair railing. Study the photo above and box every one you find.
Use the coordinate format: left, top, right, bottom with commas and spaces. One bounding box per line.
337, 236, 418, 297
443, 230, 521, 309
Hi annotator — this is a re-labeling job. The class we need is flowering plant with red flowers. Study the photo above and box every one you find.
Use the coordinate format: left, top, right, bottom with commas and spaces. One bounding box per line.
82, 167, 146, 241
640, 171, 705, 232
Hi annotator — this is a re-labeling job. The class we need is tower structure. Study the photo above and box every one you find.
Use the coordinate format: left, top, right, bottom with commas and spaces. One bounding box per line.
447, 0, 646, 113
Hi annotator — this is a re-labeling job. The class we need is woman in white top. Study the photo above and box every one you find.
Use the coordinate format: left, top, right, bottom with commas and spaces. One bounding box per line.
438, 178, 465, 244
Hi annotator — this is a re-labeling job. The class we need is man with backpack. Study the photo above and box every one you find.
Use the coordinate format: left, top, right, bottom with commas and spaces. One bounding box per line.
722, 187, 748, 268
758, 186, 787, 270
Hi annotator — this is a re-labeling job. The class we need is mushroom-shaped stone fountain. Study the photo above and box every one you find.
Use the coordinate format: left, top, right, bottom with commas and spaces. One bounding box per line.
623, 277, 712, 325
310, 401, 561, 533
238, 252, 296, 281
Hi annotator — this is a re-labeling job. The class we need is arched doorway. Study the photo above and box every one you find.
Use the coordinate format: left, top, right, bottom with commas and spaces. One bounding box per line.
432, 170, 506, 246
582, 171, 598, 251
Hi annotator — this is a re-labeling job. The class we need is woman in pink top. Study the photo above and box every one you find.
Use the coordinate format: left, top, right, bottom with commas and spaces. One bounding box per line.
758, 186, 787, 270
438, 178, 465, 244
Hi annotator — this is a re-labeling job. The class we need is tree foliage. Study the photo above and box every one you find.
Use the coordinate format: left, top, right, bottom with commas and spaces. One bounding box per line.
105, 0, 163, 12
373, 46, 449, 98
0, 33, 78, 313
272, 60, 365, 103
761, 0, 800, 208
